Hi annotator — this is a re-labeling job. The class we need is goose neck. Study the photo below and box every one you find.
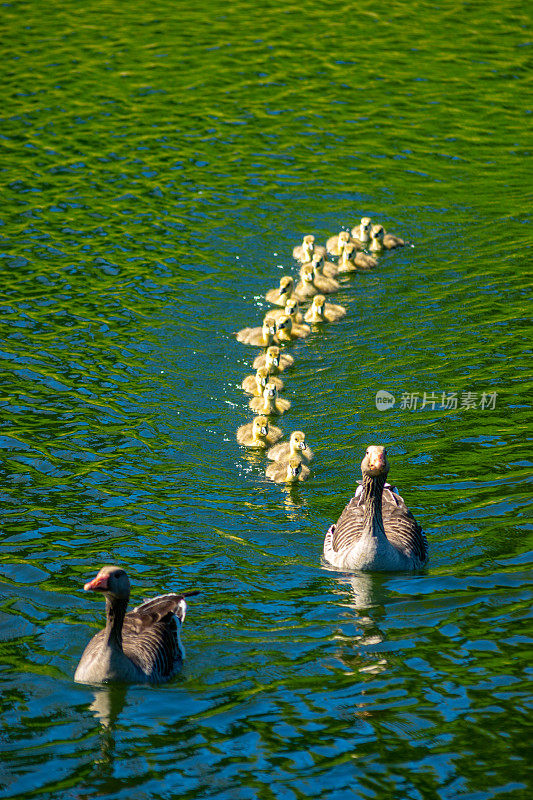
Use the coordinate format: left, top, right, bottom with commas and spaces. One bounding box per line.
362, 473, 387, 539
104, 595, 128, 650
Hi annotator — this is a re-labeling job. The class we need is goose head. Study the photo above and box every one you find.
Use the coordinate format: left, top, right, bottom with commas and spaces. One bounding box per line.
302, 234, 315, 260
358, 217, 372, 240
255, 366, 271, 389
276, 314, 293, 339
284, 298, 300, 319
311, 253, 325, 275
263, 382, 278, 402
262, 316, 277, 340
370, 224, 385, 243
290, 431, 307, 453
361, 445, 389, 478
84, 566, 130, 601
310, 294, 326, 316
287, 456, 303, 480
278, 275, 294, 298
301, 266, 315, 285
252, 415, 270, 439
264, 346, 280, 370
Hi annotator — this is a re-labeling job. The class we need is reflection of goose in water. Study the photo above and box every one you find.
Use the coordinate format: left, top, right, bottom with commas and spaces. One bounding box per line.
88, 685, 128, 770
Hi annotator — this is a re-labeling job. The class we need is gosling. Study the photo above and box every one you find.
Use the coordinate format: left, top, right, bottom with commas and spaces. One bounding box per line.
253, 345, 294, 374
267, 430, 314, 464
275, 314, 310, 343
351, 216, 372, 245
236, 316, 277, 347
236, 415, 282, 448
337, 242, 378, 272
242, 366, 283, 396
294, 266, 320, 301
249, 383, 291, 416
312, 257, 340, 294
292, 234, 326, 264
326, 230, 360, 257
269, 297, 304, 324
369, 223, 405, 251
265, 276, 295, 307
265, 455, 310, 484
304, 294, 346, 324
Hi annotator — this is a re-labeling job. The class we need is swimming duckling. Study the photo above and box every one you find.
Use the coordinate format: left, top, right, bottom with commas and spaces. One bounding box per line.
275, 314, 310, 343
351, 216, 372, 245
236, 316, 277, 347
301, 252, 338, 279
265, 276, 295, 307
241, 366, 284, 396
337, 242, 378, 272
304, 294, 346, 324
312, 257, 340, 293
294, 265, 320, 302
369, 224, 405, 251
265, 455, 310, 484
253, 345, 294, 374
249, 383, 291, 416
236, 415, 283, 448
267, 430, 314, 464
326, 230, 360, 257
292, 234, 326, 264
268, 297, 304, 324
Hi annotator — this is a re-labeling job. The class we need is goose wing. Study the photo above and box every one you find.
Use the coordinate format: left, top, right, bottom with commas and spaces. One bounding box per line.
381, 494, 428, 565
121, 591, 199, 680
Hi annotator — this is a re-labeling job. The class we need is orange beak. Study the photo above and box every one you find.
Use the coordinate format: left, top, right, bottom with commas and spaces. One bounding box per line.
84, 574, 109, 592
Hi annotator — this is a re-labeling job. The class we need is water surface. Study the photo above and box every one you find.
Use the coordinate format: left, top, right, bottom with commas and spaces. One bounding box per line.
0, 1, 531, 798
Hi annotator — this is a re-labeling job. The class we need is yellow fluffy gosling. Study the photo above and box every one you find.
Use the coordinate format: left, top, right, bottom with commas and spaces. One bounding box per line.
267, 430, 314, 464
236, 415, 283, 448
252, 345, 294, 373
351, 216, 372, 245
292, 234, 326, 264
242, 366, 284, 396
304, 294, 346, 324
236, 316, 277, 347
269, 297, 304, 324
337, 242, 378, 271
275, 314, 310, 343
369, 224, 405, 251
265, 276, 295, 307
249, 383, 291, 416
266, 455, 310, 484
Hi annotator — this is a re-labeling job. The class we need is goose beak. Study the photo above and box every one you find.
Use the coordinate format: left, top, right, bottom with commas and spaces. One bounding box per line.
84, 574, 109, 592
260, 426, 268, 436
300, 442, 306, 450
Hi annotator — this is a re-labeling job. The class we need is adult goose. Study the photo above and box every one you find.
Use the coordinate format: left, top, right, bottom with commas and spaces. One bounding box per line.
74, 566, 198, 684
323, 446, 428, 571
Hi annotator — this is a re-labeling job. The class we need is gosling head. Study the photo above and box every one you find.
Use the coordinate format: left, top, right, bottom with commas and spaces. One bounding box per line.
311, 252, 325, 273
311, 294, 326, 314
302, 234, 315, 258
284, 298, 300, 318
262, 316, 277, 337
278, 276, 294, 296
255, 366, 271, 388
276, 314, 293, 335
361, 445, 389, 478
301, 267, 314, 284
290, 431, 307, 452
83, 565, 131, 601
264, 346, 280, 369
287, 456, 303, 480
360, 217, 372, 235
253, 415, 269, 438
371, 224, 385, 242
263, 382, 278, 400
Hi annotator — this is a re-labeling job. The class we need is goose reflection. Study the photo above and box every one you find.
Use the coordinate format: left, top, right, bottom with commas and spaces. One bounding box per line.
329, 572, 389, 677
88, 684, 127, 769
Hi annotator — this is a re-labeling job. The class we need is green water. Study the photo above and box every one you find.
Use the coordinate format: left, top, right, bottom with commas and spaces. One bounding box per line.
0, 1, 531, 798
